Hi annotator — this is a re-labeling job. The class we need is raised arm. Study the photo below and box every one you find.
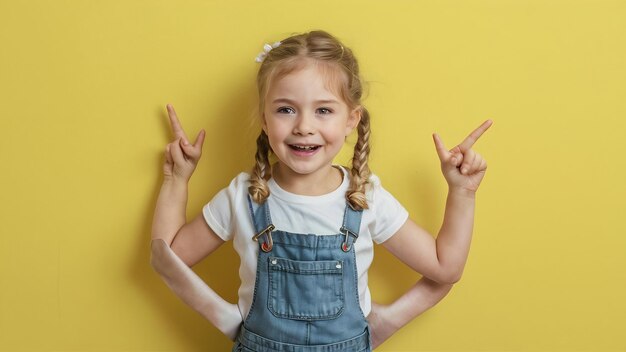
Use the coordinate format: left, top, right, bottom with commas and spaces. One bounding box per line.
382, 190, 476, 284
367, 120, 492, 348
382, 120, 492, 284
151, 104, 206, 247
150, 104, 242, 340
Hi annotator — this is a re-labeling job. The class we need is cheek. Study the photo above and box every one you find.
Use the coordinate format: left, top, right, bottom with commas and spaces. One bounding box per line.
328, 122, 350, 141
265, 120, 286, 136
265, 124, 290, 148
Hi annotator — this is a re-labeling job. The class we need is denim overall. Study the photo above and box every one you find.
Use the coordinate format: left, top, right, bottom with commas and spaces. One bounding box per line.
232, 195, 372, 352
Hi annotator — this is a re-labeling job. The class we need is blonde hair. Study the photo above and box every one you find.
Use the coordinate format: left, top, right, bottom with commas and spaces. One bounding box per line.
248, 30, 372, 210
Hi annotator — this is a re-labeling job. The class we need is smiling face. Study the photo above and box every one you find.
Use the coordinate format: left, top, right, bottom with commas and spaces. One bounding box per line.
262, 60, 361, 183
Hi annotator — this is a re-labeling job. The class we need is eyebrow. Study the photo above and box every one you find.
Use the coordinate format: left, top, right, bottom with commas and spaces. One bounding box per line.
272, 98, 340, 105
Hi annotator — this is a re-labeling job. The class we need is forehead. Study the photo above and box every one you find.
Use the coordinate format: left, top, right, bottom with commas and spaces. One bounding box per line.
267, 59, 347, 102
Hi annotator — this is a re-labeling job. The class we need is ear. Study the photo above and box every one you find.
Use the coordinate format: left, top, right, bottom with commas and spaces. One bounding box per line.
345, 106, 362, 135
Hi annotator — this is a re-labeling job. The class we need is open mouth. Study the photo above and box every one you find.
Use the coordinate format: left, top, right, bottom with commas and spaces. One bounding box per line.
288, 144, 321, 151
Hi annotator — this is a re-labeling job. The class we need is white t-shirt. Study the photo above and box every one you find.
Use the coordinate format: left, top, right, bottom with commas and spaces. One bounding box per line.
202, 165, 409, 321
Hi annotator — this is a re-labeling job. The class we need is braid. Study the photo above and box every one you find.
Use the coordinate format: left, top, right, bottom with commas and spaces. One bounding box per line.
346, 108, 371, 210
248, 130, 272, 203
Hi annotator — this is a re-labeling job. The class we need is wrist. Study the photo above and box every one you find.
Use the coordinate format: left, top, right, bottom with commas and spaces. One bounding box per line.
163, 175, 190, 188
448, 186, 476, 199
382, 301, 406, 330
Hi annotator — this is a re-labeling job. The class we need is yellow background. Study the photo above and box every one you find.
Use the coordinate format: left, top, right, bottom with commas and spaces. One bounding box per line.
1, 0, 624, 351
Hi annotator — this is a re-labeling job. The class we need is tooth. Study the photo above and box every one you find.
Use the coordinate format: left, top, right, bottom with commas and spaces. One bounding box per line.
292, 145, 317, 150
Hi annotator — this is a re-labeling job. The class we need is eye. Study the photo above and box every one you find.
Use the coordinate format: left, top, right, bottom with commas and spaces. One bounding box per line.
277, 106, 295, 114
317, 107, 333, 114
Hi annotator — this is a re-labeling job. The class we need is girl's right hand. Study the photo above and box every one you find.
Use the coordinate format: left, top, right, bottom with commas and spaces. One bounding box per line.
163, 104, 206, 182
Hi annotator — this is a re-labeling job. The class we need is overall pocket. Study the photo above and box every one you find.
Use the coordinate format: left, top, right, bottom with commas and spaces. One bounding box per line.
268, 256, 344, 320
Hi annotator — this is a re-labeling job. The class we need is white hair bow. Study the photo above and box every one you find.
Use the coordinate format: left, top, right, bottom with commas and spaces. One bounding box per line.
255, 41, 281, 63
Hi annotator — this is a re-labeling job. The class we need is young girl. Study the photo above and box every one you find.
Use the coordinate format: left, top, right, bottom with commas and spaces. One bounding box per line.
151, 30, 491, 351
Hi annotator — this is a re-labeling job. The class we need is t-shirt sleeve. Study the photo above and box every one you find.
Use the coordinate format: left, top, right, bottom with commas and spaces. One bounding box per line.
367, 174, 409, 244
202, 173, 248, 241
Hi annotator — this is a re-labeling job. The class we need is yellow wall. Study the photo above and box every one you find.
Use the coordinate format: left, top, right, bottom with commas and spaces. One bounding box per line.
1, 0, 624, 351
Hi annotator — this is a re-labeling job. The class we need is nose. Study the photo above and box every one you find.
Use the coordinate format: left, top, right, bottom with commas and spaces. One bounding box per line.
292, 112, 315, 135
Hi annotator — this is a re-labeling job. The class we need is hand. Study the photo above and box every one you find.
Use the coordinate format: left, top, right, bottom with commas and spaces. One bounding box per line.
367, 301, 400, 350
163, 104, 206, 182
432, 120, 492, 193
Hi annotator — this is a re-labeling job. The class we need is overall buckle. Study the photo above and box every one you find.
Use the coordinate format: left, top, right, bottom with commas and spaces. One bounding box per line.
340, 226, 358, 252
252, 224, 275, 252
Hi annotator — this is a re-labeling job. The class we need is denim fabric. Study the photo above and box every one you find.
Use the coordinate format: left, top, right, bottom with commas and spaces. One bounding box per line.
232, 195, 372, 352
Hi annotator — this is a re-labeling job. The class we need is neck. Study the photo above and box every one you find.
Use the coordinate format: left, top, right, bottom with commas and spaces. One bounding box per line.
272, 164, 343, 196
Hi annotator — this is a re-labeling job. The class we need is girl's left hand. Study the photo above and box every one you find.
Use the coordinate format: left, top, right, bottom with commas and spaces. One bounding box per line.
367, 302, 399, 349
432, 120, 493, 193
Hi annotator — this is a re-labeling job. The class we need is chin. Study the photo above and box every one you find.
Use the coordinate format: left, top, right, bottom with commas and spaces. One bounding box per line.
285, 164, 324, 175
277, 159, 330, 176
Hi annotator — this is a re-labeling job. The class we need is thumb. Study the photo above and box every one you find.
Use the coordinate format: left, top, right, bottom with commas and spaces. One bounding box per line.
449, 145, 463, 167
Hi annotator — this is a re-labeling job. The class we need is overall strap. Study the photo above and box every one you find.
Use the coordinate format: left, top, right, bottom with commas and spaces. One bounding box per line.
340, 202, 363, 252
247, 195, 275, 252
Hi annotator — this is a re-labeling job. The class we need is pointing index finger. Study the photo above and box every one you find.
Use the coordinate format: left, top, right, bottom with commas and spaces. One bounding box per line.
457, 119, 493, 151
167, 104, 189, 140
